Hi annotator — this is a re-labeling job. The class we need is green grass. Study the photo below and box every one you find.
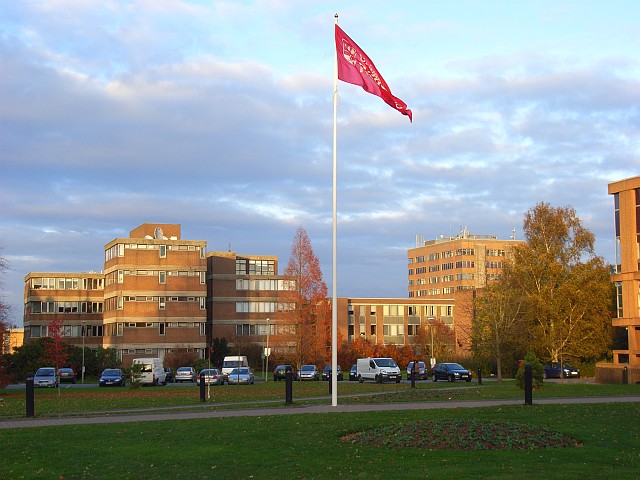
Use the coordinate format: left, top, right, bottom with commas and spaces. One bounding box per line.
2, 402, 640, 479
2, 381, 640, 479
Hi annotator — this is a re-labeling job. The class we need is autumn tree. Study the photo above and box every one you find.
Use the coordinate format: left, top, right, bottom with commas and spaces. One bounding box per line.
0, 248, 11, 387
44, 317, 69, 372
472, 262, 527, 381
413, 319, 456, 362
279, 227, 329, 369
511, 203, 611, 363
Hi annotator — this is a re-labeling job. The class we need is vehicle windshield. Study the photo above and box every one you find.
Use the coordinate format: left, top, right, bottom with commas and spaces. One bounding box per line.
301, 365, 314, 371
447, 363, 465, 370
177, 367, 191, 372
103, 369, 120, 376
374, 359, 397, 368
230, 368, 248, 375
36, 369, 54, 376
223, 361, 244, 368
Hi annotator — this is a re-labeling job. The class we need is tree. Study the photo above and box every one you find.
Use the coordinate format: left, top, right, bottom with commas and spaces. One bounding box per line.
512, 203, 611, 363
278, 227, 329, 369
413, 319, 456, 362
0, 247, 12, 387
472, 262, 527, 382
44, 317, 69, 372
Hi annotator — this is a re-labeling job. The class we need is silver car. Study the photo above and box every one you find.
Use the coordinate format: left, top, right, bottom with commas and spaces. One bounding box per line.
197, 368, 224, 386
227, 367, 254, 385
33, 367, 58, 388
175, 366, 197, 383
297, 364, 319, 381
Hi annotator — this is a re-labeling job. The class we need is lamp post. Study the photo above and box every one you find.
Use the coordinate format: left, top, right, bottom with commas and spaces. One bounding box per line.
265, 318, 270, 383
81, 321, 86, 384
427, 317, 435, 369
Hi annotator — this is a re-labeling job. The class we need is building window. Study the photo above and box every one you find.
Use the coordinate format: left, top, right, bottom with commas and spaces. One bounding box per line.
159, 245, 167, 258
159, 297, 166, 310
159, 271, 166, 284
159, 323, 166, 336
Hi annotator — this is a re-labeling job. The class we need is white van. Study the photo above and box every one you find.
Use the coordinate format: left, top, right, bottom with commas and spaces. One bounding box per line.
131, 357, 167, 386
221, 356, 249, 380
356, 357, 402, 383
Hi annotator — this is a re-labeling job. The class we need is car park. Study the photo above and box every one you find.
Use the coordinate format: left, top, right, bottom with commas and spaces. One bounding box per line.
431, 362, 472, 382
406, 361, 427, 381
175, 366, 197, 383
322, 365, 343, 381
58, 367, 77, 384
33, 367, 58, 388
544, 362, 580, 379
298, 364, 320, 381
349, 364, 358, 381
197, 368, 224, 386
227, 367, 254, 385
99, 368, 127, 387
273, 365, 293, 381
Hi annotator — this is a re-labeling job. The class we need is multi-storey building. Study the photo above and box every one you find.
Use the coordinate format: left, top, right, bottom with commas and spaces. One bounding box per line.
102, 224, 208, 365
407, 228, 523, 298
23, 272, 105, 350
206, 251, 294, 350
601, 176, 640, 383
336, 297, 456, 356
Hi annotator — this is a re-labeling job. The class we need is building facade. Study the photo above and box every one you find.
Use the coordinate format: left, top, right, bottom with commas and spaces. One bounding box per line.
609, 177, 640, 367
102, 224, 208, 365
407, 228, 523, 299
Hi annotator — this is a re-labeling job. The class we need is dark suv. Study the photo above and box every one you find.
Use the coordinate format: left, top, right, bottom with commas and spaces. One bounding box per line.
273, 365, 293, 381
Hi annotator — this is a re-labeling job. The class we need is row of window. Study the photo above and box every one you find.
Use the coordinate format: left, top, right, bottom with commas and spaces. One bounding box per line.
235, 259, 275, 276
29, 301, 104, 314
104, 296, 206, 311
235, 302, 294, 313
410, 286, 475, 297
235, 279, 295, 291
234, 323, 276, 336
104, 322, 206, 337
409, 261, 503, 276
105, 243, 206, 262
409, 248, 506, 264
106, 269, 206, 286
29, 324, 104, 338
30, 277, 104, 290
348, 305, 448, 317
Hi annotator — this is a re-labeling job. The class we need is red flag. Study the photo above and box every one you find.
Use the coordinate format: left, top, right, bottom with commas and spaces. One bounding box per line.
335, 24, 412, 122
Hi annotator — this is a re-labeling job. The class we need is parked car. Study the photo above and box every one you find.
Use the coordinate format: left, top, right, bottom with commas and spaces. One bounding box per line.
298, 364, 320, 381
349, 364, 358, 381
273, 365, 294, 381
322, 365, 343, 381
33, 367, 58, 388
99, 368, 127, 387
197, 368, 224, 386
431, 362, 473, 382
164, 368, 173, 383
406, 361, 428, 381
58, 367, 77, 384
175, 366, 197, 383
227, 367, 254, 385
544, 362, 580, 379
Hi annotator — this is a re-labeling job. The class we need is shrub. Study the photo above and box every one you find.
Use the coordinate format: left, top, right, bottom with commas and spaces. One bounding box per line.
515, 352, 544, 389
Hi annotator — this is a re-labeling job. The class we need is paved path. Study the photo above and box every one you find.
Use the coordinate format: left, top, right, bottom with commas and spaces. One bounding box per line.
3, 395, 640, 430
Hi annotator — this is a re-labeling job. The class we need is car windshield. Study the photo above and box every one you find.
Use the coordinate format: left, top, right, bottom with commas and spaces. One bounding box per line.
447, 363, 465, 370
374, 359, 397, 368
301, 365, 314, 371
231, 368, 248, 375
36, 369, 54, 376
103, 369, 120, 376
177, 368, 191, 372
223, 361, 244, 368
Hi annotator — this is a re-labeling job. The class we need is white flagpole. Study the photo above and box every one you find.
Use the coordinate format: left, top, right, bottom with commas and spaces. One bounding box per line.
331, 13, 339, 407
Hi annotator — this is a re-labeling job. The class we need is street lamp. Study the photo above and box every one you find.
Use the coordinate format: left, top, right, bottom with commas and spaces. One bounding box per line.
265, 318, 271, 383
81, 321, 86, 384
427, 317, 435, 368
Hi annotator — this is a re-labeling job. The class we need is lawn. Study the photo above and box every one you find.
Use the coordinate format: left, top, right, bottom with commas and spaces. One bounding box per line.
2, 381, 640, 479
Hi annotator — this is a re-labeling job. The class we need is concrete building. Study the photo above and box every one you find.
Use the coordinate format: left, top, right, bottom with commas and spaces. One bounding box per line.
599, 176, 640, 383
102, 224, 208, 365
23, 272, 105, 350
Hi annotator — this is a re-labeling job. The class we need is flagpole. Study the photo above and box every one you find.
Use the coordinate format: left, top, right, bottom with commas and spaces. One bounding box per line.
331, 13, 339, 407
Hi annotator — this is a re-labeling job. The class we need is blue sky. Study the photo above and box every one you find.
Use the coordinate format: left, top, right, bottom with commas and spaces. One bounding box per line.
1, 1, 639, 327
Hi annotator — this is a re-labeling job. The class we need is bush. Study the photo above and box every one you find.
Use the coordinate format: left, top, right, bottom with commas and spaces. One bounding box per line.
515, 352, 544, 389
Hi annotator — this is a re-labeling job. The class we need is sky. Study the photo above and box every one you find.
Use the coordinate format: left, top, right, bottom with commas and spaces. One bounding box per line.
1, 1, 639, 328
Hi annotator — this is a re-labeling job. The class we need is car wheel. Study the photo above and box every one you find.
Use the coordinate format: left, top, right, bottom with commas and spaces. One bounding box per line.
543, 372, 548, 379
395, 378, 401, 383
466, 378, 472, 382
448, 375, 454, 382
432, 374, 437, 382
358, 375, 363, 383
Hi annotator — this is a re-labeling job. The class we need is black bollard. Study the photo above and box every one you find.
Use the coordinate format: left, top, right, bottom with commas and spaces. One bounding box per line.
200, 376, 206, 402
524, 363, 533, 405
26, 372, 35, 418
285, 367, 293, 404
477, 368, 482, 385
